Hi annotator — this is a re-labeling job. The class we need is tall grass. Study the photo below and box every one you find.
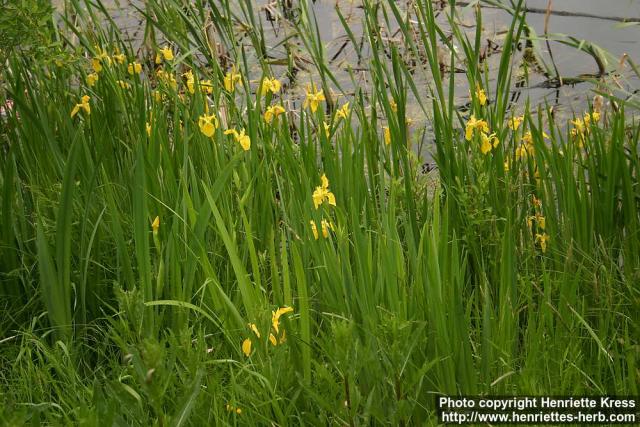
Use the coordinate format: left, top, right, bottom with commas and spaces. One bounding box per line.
0, 0, 638, 424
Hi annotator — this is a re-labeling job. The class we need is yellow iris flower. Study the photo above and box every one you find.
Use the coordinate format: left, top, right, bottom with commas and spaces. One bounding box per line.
519, 130, 550, 155
110, 48, 125, 64
271, 306, 293, 335
153, 90, 163, 103
383, 126, 391, 145
261, 77, 281, 95
571, 117, 585, 135
335, 102, 350, 120
87, 73, 99, 87
248, 323, 260, 338
224, 128, 251, 151
241, 338, 252, 356
151, 216, 160, 234
128, 62, 142, 75
584, 111, 601, 126
226, 404, 242, 414
183, 70, 196, 94
303, 84, 325, 113
312, 174, 336, 209
310, 219, 334, 239
155, 45, 174, 64
535, 233, 550, 253
465, 115, 489, 141
112, 54, 125, 64
508, 115, 524, 131
269, 333, 278, 346
70, 95, 91, 118
323, 121, 331, 138
224, 66, 242, 92
91, 47, 111, 73
527, 214, 546, 231
475, 83, 487, 106
91, 58, 103, 73
198, 114, 219, 138
157, 69, 178, 89
571, 112, 601, 145
264, 105, 285, 124
480, 132, 499, 155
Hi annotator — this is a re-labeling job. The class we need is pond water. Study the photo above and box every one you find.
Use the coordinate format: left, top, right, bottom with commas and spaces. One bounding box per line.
53, 0, 639, 143
345, 2, 635, 121
495, 0, 640, 112
54, 0, 640, 102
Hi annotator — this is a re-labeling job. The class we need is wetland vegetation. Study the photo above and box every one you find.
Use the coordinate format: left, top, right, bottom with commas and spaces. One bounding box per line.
0, 0, 639, 424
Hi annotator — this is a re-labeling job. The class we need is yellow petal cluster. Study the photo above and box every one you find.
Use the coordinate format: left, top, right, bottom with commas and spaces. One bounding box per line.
91, 47, 111, 73
226, 404, 242, 415
570, 111, 601, 146
535, 233, 550, 253
198, 114, 219, 137
241, 338, 252, 356
241, 306, 293, 355
183, 70, 196, 94
480, 132, 499, 155
508, 115, 524, 131
312, 174, 336, 209
465, 114, 498, 155
70, 95, 91, 118
264, 105, 285, 124
224, 128, 251, 151
527, 213, 546, 231
248, 323, 261, 338
464, 115, 489, 141
155, 45, 174, 64
383, 126, 391, 145
310, 219, 334, 239
271, 306, 293, 335
261, 77, 281, 95
303, 84, 325, 113
112, 54, 125, 64
335, 102, 350, 120
128, 62, 142, 75
475, 84, 487, 106
87, 73, 99, 87
111, 48, 125, 64
157, 69, 177, 89
224, 66, 242, 92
